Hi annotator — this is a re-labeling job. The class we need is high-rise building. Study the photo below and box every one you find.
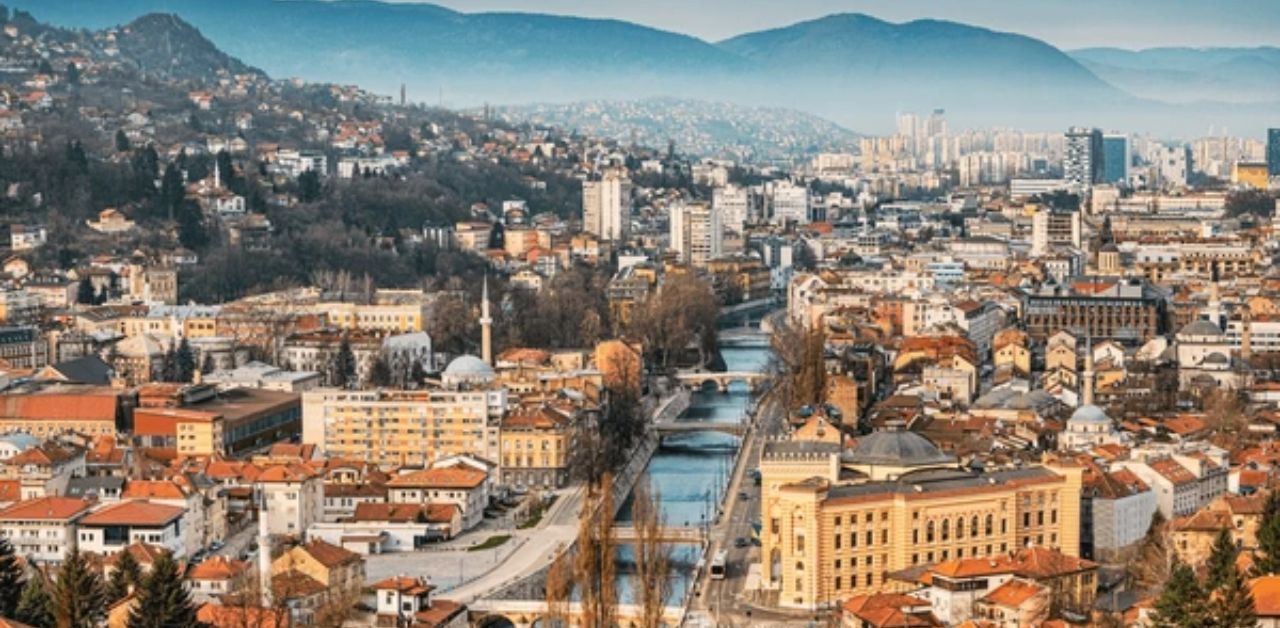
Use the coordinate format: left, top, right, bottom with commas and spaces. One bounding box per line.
1268, 128, 1280, 176
1064, 127, 1104, 187
1101, 134, 1130, 185
669, 201, 722, 267
712, 185, 751, 233
1031, 209, 1082, 256
581, 168, 631, 241
765, 180, 810, 225
1157, 144, 1192, 188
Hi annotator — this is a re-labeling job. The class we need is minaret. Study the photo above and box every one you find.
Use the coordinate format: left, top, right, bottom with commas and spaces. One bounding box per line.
1082, 340, 1095, 406
480, 276, 493, 366
257, 493, 272, 608
1243, 307, 1254, 361
213, 158, 221, 190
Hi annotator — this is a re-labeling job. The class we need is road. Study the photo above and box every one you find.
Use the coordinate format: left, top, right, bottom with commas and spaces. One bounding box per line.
689, 386, 798, 626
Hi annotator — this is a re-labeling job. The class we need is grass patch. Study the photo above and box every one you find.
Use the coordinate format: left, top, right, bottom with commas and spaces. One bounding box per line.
517, 495, 558, 530
468, 534, 511, 551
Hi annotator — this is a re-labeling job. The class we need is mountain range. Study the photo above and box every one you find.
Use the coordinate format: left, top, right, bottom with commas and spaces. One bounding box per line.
6, 0, 1277, 136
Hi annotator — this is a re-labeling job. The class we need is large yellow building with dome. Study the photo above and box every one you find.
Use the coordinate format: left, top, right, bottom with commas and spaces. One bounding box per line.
758, 426, 1083, 610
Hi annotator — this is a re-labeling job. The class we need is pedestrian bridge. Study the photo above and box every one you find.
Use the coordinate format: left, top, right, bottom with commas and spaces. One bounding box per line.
612, 525, 707, 544
674, 370, 770, 393
653, 420, 747, 437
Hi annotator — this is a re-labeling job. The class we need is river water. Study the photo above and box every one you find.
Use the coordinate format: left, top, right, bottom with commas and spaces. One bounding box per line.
614, 342, 771, 605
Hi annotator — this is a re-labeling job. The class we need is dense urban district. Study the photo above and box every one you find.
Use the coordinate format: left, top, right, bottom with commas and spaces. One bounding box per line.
0, 5, 1275, 628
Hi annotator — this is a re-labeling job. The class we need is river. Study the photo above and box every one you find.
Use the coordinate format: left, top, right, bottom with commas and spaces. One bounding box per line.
613, 339, 772, 605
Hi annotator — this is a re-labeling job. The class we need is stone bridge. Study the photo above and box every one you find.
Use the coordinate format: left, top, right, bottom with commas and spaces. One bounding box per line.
674, 370, 770, 393
469, 600, 685, 628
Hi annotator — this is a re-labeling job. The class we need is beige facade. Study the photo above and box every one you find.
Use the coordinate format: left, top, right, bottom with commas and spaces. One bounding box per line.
759, 439, 1082, 610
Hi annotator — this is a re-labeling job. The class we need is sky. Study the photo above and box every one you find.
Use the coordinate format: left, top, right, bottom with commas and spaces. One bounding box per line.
408, 0, 1280, 49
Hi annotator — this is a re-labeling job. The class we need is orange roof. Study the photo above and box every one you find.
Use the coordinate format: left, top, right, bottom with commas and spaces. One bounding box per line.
197, 604, 290, 628
981, 578, 1045, 608
1012, 546, 1097, 578
188, 556, 249, 581
0, 480, 20, 502
1149, 458, 1196, 485
502, 405, 568, 430
1249, 575, 1280, 617
122, 480, 188, 500
106, 542, 167, 567
929, 555, 1018, 579
295, 539, 361, 569
387, 464, 486, 489
353, 502, 457, 524
0, 389, 119, 421
255, 463, 318, 483
0, 496, 92, 521
80, 500, 184, 527
371, 575, 435, 595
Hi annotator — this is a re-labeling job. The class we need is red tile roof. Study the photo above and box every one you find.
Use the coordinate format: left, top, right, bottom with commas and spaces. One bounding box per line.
80, 500, 184, 527
387, 464, 486, 489
0, 497, 92, 521
188, 556, 249, 581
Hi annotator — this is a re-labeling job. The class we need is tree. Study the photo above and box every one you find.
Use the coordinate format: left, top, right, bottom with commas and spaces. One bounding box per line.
1134, 511, 1176, 592
770, 318, 826, 412
115, 130, 131, 153
201, 352, 216, 376
543, 552, 572, 628
14, 572, 53, 628
75, 279, 96, 305
631, 480, 672, 628
365, 355, 392, 388
176, 199, 209, 251
298, 170, 322, 203
1254, 491, 1280, 576
1225, 188, 1277, 218
106, 549, 143, 604
174, 338, 196, 384
1206, 528, 1238, 590
127, 551, 208, 628
0, 536, 24, 617
330, 338, 356, 388
50, 549, 108, 628
1210, 567, 1257, 628
160, 346, 177, 383
1149, 560, 1208, 628
65, 62, 79, 85
574, 475, 617, 628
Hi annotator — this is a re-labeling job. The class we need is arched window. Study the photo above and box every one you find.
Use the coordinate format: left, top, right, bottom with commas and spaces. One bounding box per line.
985, 514, 994, 536
956, 517, 965, 539
926, 520, 935, 543
941, 519, 950, 541
971, 516, 980, 538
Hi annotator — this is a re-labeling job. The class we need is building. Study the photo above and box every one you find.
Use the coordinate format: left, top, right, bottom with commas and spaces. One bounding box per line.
386, 464, 489, 531
1064, 127, 1103, 188
257, 463, 324, 537
712, 184, 752, 233
0, 385, 123, 437
1081, 467, 1155, 560
76, 500, 187, 558
765, 180, 810, 224
1156, 144, 1192, 188
1233, 161, 1270, 188
1030, 209, 1082, 257
499, 404, 574, 489
272, 539, 364, 599
669, 201, 722, 267
1020, 278, 1166, 343
132, 385, 301, 457
0, 496, 93, 566
758, 427, 1082, 609
0, 327, 49, 368
581, 168, 631, 241
1101, 133, 1130, 185
1267, 128, 1280, 177
371, 576, 465, 628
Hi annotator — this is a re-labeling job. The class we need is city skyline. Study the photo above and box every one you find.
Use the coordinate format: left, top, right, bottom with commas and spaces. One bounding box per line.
414, 0, 1280, 48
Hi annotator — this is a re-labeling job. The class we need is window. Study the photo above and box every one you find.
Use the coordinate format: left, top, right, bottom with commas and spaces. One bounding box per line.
927, 521, 935, 543
835, 535, 841, 550
986, 514, 994, 536
835, 576, 842, 590
1023, 513, 1031, 527
942, 520, 950, 541
866, 531, 873, 546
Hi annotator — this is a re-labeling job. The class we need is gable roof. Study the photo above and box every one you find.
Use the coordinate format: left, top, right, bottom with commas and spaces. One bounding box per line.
80, 500, 184, 527
387, 464, 486, 490
293, 539, 361, 569
0, 496, 93, 521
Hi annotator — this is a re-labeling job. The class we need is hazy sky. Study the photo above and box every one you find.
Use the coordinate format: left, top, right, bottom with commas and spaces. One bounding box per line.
409, 0, 1280, 49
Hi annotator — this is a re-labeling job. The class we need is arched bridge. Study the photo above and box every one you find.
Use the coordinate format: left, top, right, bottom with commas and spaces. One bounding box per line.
674, 370, 770, 393
469, 600, 686, 628
653, 421, 747, 437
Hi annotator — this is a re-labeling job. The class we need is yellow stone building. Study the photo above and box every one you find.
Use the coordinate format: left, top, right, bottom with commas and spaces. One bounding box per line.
759, 428, 1082, 610
499, 403, 576, 489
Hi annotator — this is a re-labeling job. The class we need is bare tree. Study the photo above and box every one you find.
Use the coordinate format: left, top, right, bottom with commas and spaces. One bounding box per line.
575, 474, 617, 628
1132, 511, 1175, 594
632, 480, 672, 628
543, 552, 573, 628
770, 318, 826, 412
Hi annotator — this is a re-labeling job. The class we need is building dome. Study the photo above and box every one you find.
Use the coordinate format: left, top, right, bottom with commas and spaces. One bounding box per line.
847, 428, 954, 467
1178, 320, 1223, 337
442, 355, 494, 383
1069, 404, 1110, 425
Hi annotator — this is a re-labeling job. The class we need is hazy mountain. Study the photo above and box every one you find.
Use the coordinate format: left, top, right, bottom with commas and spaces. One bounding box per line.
1071, 47, 1280, 104
8, 0, 1277, 135
112, 13, 264, 82
494, 98, 861, 161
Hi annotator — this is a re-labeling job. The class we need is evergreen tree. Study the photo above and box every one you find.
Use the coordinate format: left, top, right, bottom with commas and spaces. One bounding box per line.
126, 552, 207, 628
115, 129, 131, 153
331, 338, 356, 388
174, 338, 196, 383
14, 573, 53, 628
157, 163, 185, 220
1254, 491, 1280, 576
176, 199, 209, 251
106, 549, 143, 603
50, 549, 107, 628
76, 279, 96, 305
1206, 527, 1239, 590
1209, 568, 1257, 628
298, 169, 322, 203
1148, 561, 1208, 628
160, 346, 177, 383
0, 536, 24, 617
366, 355, 392, 387
65, 62, 79, 84
200, 352, 216, 376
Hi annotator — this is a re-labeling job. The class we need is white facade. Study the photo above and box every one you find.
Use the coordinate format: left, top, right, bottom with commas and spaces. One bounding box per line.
712, 185, 751, 233
582, 169, 630, 241
669, 201, 722, 267
257, 474, 325, 537
765, 180, 810, 224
